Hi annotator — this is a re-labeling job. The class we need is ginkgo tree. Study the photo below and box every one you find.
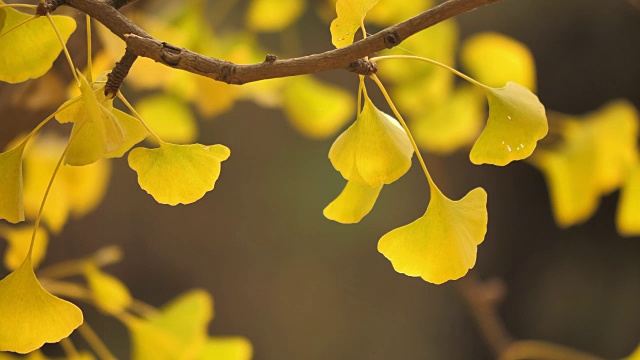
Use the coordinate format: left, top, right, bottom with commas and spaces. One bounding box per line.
0, 0, 638, 358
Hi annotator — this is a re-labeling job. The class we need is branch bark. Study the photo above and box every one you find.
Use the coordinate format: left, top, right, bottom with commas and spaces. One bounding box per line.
59, 0, 503, 86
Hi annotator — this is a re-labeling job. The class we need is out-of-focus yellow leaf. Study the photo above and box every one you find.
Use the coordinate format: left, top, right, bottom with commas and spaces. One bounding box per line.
0, 2, 76, 83
617, 164, 640, 236
197, 337, 253, 360
0, 258, 83, 353
246, 0, 305, 32
136, 94, 197, 144
0, 225, 48, 271
470, 82, 547, 166
461, 32, 536, 91
324, 180, 382, 224
23, 135, 111, 234
329, 95, 413, 186
84, 264, 132, 315
192, 75, 238, 119
282, 75, 355, 139
624, 344, 640, 360
128, 143, 230, 205
330, 0, 380, 48
125, 289, 212, 360
412, 85, 484, 153
366, 0, 432, 25
378, 186, 487, 284
0, 143, 26, 223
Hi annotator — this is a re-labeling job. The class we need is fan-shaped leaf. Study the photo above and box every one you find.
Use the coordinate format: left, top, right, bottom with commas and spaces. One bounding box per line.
84, 264, 132, 315
246, 0, 305, 32
330, 0, 380, 48
0, 225, 48, 271
0, 143, 26, 223
324, 180, 382, 224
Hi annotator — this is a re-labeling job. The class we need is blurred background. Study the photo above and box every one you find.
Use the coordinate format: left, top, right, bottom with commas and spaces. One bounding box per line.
1, 0, 640, 358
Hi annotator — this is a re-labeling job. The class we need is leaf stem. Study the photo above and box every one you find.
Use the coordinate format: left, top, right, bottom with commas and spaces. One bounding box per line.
0, 15, 36, 40
369, 74, 437, 189
117, 92, 164, 144
86, 14, 93, 83
78, 323, 118, 360
46, 13, 80, 87
370, 55, 488, 90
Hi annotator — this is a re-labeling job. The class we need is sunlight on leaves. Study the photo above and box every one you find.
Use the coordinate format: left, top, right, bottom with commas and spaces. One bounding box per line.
128, 143, 230, 205
330, 0, 380, 48
125, 289, 212, 360
461, 32, 536, 91
0, 143, 26, 223
323, 180, 383, 224
23, 135, 111, 234
84, 264, 132, 315
378, 186, 487, 284
197, 337, 253, 360
617, 164, 640, 236
329, 95, 413, 186
470, 82, 547, 166
0, 2, 76, 83
0, 225, 48, 271
136, 94, 197, 144
246, 0, 305, 32
411, 85, 484, 153
282, 75, 355, 139
0, 258, 83, 354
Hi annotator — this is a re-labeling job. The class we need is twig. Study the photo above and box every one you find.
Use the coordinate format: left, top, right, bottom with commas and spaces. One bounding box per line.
54, 0, 502, 85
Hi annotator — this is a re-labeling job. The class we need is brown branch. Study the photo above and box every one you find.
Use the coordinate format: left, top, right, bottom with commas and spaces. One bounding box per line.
58, 0, 503, 86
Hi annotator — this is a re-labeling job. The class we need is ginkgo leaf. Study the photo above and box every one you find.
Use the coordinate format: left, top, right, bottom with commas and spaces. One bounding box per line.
104, 109, 149, 158
136, 94, 197, 144
366, 0, 432, 26
83, 264, 132, 315
23, 135, 111, 234
617, 164, 640, 236
378, 186, 488, 284
57, 74, 125, 166
125, 289, 212, 360
0, 225, 48, 271
461, 32, 536, 91
329, 96, 413, 186
330, 0, 380, 48
412, 85, 484, 154
197, 337, 253, 360
0, 143, 26, 223
0, 2, 76, 83
246, 0, 305, 32
128, 143, 231, 205
323, 180, 382, 224
282, 75, 355, 139
470, 82, 547, 166
0, 258, 83, 353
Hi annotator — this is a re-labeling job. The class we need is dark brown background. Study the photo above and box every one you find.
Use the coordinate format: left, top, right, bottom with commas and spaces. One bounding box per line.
1, 0, 640, 359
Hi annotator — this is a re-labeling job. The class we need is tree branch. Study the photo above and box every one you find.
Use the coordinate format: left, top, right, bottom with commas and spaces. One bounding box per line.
59, 0, 502, 86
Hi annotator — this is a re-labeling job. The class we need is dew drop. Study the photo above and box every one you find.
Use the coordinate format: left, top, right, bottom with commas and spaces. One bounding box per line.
338, 37, 344, 41
507, 115, 512, 120
507, 145, 512, 152
520, 144, 524, 148
501, 141, 505, 145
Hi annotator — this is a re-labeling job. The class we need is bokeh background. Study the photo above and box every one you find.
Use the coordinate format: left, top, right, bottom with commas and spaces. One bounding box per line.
1, 0, 640, 359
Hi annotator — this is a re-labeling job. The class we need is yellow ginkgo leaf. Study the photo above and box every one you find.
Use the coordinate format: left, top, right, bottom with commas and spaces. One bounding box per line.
461, 32, 536, 91
136, 94, 197, 144
104, 109, 149, 159
470, 82, 547, 166
330, 0, 380, 48
412, 85, 484, 154
0, 259, 83, 353
617, 164, 640, 237
378, 186, 488, 284
128, 143, 231, 205
366, 0, 432, 25
329, 95, 413, 186
192, 74, 238, 119
23, 135, 111, 234
324, 180, 382, 224
282, 75, 355, 139
0, 2, 76, 83
0, 143, 26, 223
125, 289, 212, 360
0, 225, 48, 271
83, 264, 132, 315
197, 337, 253, 360
246, 0, 305, 32
57, 74, 125, 166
